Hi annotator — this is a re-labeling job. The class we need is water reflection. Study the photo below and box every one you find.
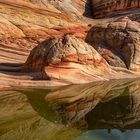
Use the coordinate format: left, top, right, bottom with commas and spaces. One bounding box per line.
23, 79, 140, 128
1, 79, 140, 140
75, 129, 140, 140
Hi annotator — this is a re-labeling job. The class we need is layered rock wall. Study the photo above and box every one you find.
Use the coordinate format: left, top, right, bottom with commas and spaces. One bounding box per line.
86, 17, 140, 72
92, 0, 140, 18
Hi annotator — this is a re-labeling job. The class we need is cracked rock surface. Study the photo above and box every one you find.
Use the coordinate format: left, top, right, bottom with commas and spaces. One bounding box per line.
92, 0, 140, 18
23, 35, 111, 83
86, 17, 140, 72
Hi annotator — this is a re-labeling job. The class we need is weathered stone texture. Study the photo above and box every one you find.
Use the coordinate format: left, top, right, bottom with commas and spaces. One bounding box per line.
86, 17, 140, 72
92, 0, 140, 18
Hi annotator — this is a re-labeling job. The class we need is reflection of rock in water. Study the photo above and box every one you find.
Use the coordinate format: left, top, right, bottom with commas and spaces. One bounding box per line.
45, 79, 140, 131
21, 79, 140, 130
44, 80, 131, 124
3, 79, 140, 139
23, 82, 111, 124
85, 80, 140, 131
0, 89, 80, 140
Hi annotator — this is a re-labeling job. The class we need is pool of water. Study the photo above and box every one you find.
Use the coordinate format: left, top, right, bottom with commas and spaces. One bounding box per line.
1, 79, 140, 140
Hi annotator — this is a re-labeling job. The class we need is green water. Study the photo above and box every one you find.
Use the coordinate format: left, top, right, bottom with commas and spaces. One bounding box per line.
1, 79, 140, 140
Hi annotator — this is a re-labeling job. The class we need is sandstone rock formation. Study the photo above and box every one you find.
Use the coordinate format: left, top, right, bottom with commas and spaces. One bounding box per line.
23, 35, 111, 83
0, 0, 89, 64
92, 0, 140, 18
0, 0, 90, 87
86, 17, 140, 72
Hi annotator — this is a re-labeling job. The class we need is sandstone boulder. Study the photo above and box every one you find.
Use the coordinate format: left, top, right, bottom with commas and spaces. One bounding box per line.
86, 17, 140, 72
23, 35, 111, 83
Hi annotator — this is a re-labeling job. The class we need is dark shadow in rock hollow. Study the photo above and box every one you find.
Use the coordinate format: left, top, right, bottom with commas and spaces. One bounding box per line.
0, 63, 23, 72
83, 0, 93, 18
0, 62, 50, 80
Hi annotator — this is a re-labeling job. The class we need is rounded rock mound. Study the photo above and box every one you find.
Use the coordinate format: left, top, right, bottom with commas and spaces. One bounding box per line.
23, 35, 111, 83
86, 17, 140, 72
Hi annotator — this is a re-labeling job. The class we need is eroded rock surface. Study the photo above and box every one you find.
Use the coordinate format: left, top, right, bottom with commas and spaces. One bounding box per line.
86, 17, 140, 72
92, 0, 140, 18
23, 35, 111, 83
0, 0, 89, 65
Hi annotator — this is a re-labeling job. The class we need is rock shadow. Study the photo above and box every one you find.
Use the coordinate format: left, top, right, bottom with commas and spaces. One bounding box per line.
83, 0, 93, 18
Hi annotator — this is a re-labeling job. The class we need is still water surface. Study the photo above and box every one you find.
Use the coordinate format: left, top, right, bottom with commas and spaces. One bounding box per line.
1, 79, 140, 140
